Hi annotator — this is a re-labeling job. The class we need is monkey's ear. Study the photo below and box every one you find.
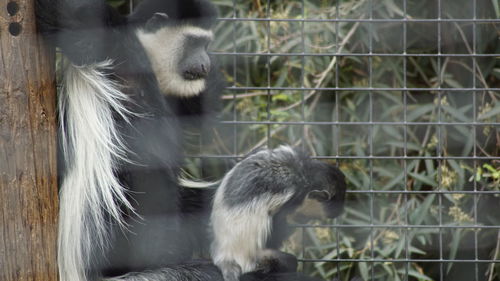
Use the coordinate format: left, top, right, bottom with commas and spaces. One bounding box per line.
307, 190, 332, 202
144, 12, 170, 32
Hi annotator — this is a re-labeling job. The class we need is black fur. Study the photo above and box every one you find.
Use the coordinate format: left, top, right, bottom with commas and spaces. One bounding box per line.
211, 146, 346, 281
128, 0, 218, 29
36, 0, 337, 280
265, 158, 346, 249
221, 148, 346, 217
36, 0, 222, 278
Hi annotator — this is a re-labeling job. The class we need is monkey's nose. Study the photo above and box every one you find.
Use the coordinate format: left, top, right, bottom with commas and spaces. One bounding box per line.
183, 64, 209, 80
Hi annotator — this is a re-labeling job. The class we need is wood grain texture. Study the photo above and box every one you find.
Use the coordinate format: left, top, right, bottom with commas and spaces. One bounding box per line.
0, 0, 59, 280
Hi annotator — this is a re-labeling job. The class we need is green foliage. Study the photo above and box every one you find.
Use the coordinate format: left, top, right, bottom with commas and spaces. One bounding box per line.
56, 0, 498, 280
187, 0, 500, 280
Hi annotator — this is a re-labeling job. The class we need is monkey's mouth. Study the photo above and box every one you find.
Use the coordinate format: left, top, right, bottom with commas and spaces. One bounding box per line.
182, 65, 210, 81
183, 71, 207, 81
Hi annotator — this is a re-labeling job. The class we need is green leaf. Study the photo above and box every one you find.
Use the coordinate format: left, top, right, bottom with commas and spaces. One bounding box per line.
382, 126, 404, 140
382, 171, 405, 190
447, 229, 463, 273
492, 0, 500, 18
359, 261, 369, 281
325, 264, 352, 278
407, 104, 435, 122
396, 269, 433, 280
394, 239, 405, 258
442, 105, 472, 122
409, 245, 427, 255
475, 167, 483, 182
385, 141, 422, 151
408, 172, 438, 187
448, 159, 465, 189
271, 93, 291, 102
346, 207, 372, 222
411, 194, 436, 225
444, 77, 463, 89
424, 156, 436, 176
477, 103, 500, 120
344, 171, 363, 189
384, 0, 405, 17
381, 262, 394, 276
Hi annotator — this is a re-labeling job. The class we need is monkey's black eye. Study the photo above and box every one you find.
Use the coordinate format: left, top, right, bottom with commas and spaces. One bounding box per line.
308, 190, 331, 202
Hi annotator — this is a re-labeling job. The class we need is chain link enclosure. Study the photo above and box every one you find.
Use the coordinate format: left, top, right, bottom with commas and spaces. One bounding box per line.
122, 0, 498, 280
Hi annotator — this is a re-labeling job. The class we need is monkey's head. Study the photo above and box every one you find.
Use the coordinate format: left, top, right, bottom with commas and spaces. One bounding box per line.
131, 0, 219, 97
39, 0, 218, 100
289, 160, 346, 224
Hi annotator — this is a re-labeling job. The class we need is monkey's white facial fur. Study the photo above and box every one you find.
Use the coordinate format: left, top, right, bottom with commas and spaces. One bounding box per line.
136, 26, 214, 97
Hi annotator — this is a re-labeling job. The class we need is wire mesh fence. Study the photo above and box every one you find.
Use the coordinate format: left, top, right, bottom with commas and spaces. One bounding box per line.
132, 0, 499, 280
202, 1, 500, 280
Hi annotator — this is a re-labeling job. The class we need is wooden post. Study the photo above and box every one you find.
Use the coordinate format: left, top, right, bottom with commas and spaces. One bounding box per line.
0, 0, 59, 280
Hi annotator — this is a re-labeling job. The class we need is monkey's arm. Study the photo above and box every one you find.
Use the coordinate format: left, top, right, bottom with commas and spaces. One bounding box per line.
254, 249, 298, 273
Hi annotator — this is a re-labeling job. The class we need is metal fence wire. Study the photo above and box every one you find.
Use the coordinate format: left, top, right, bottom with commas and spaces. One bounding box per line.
131, 0, 500, 280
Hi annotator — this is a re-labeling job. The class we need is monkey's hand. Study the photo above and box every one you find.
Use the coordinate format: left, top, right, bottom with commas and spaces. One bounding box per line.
239, 250, 302, 281
254, 249, 298, 274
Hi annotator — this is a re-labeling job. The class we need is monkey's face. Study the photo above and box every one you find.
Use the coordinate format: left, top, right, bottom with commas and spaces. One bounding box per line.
288, 163, 346, 224
288, 190, 342, 223
136, 21, 214, 98
288, 196, 329, 224
315, 164, 346, 219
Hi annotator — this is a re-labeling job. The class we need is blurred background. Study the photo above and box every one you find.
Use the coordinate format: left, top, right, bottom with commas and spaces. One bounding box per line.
111, 0, 500, 280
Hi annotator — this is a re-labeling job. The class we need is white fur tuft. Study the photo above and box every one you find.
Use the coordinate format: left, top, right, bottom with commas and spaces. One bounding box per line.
210, 161, 294, 280
178, 170, 220, 189
58, 60, 134, 281
178, 177, 220, 189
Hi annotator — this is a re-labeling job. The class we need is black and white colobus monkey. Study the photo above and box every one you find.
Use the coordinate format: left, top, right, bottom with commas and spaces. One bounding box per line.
211, 145, 347, 281
36, 0, 225, 280
35, 0, 341, 280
